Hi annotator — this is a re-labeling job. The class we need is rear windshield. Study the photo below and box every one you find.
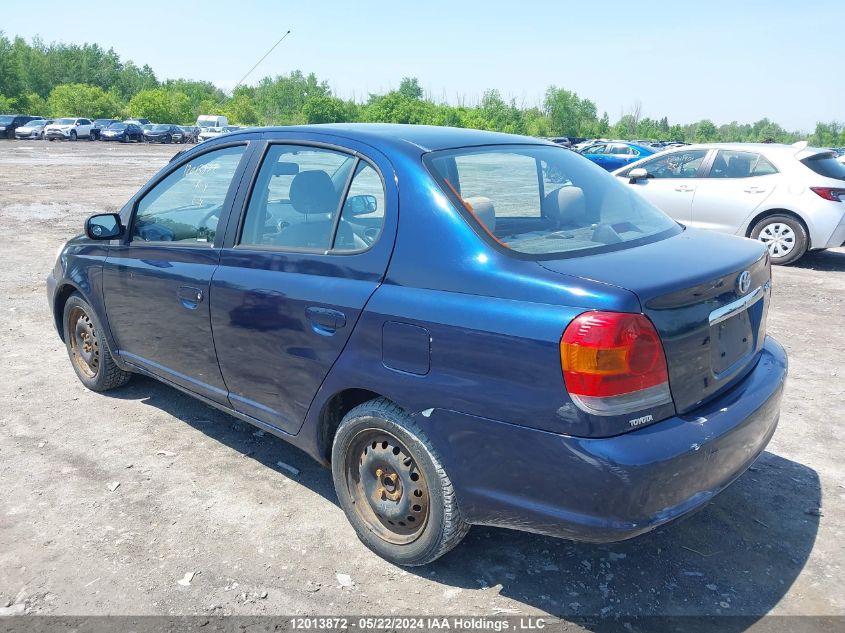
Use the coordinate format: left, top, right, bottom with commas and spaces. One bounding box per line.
108, 123, 127, 130
802, 153, 845, 180
425, 144, 680, 258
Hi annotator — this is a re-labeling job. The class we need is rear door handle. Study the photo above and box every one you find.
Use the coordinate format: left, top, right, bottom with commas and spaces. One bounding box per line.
306, 306, 347, 334
178, 286, 204, 310
744, 187, 766, 193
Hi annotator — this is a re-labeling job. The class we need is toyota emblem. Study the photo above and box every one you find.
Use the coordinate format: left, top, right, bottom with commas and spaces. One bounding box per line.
737, 270, 751, 295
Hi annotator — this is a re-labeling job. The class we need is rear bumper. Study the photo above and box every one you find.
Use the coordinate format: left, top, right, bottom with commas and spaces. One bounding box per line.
423, 336, 786, 542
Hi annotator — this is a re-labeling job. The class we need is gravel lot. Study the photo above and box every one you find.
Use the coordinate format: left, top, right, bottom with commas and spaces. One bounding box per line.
0, 141, 843, 624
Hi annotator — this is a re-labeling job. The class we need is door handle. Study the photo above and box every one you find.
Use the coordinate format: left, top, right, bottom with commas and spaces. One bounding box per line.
306, 306, 347, 334
674, 185, 694, 192
178, 286, 204, 310
744, 187, 766, 193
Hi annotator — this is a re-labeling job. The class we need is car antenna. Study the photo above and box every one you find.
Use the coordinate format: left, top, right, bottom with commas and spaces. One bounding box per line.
218, 30, 292, 106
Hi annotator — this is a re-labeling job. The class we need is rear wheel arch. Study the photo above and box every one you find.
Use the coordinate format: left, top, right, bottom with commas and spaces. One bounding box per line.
745, 208, 812, 249
316, 388, 387, 464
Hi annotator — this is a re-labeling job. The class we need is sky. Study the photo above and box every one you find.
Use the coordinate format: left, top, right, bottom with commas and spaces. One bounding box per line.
2, 0, 841, 132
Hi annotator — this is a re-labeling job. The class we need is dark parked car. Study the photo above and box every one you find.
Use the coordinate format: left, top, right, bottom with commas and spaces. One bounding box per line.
143, 123, 184, 144
47, 124, 786, 566
0, 114, 41, 138
180, 125, 200, 143
90, 119, 120, 140
100, 122, 143, 143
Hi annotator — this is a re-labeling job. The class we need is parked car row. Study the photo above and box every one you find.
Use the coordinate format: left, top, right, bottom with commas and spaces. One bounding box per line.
1, 113, 205, 144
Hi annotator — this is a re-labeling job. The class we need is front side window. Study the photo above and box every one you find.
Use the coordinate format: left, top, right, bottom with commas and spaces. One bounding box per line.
634, 149, 708, 179
426, 144, 680, 258
583, 144, 606, 155
608, 144, 635, 155
132, 145, 246, 244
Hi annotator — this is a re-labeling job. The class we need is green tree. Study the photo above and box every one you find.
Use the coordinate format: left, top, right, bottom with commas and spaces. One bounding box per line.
128, 88, 192, 123
694, 119, 718, 142
47, 83, 124, 118
302, 95, 351, 124
397, 77, 423, 100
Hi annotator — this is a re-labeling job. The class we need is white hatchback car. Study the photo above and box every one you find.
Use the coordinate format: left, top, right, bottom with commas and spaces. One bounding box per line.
613, 143, 845, 264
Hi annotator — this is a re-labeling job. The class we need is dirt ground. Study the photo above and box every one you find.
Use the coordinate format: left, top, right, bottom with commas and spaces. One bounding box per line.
0, 140, 843, 624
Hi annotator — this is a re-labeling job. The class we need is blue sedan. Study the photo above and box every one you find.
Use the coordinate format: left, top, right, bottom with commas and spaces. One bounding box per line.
47, 124, 785, 565
579, 141, 656, 171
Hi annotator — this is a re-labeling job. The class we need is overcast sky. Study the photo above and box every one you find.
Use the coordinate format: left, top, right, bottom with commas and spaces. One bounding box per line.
4, 0, 841, 131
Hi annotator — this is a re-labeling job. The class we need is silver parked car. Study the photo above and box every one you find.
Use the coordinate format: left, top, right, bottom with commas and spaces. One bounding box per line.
613, 142, 845, 264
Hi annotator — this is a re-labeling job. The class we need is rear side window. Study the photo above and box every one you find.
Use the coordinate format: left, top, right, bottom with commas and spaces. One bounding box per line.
426, 144, 680, 258
802, 153, 845, 180
709, 150, 778, 178
132, 145, 247, 244
239, 144, 385, 252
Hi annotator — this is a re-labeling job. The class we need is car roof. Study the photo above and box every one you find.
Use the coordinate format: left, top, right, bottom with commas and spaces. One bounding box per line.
223, 123, 550, 154
663, 142, 830, 160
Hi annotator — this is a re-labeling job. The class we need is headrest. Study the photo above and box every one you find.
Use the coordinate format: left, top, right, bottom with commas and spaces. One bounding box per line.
273, 161, 299, 176
726, 155, 752, 177
543, 186, 587, 226
289, 170, 337, 215
465, 196, 496, 232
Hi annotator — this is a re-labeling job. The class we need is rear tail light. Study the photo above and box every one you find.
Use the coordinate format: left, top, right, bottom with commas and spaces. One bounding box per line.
810, 187, 845, 202
560, 311, 672, 416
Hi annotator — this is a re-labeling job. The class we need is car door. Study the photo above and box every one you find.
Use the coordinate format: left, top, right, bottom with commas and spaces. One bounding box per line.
617, 149, 710, 224
102, 141, 254, 403
210, 137, 398, 434
687, 149, 779, 234
604, 143, 638, 171
581, 144, 608, 169
77, 118, 92, 137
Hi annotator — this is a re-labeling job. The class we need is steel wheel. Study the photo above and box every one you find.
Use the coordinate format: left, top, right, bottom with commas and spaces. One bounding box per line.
757, 221, 796, 258
68, 305, 99, 379
344, 429, 430, 545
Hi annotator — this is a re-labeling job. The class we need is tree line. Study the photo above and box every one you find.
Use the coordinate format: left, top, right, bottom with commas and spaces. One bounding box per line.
1, 33, 843, 146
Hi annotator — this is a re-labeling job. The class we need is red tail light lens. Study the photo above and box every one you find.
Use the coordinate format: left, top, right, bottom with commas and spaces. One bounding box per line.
810, 187, 845, 202
560, 312, 672, 415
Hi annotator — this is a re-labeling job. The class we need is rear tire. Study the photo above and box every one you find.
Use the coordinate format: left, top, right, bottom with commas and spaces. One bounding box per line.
750, 214, 808, 265
331, 398, 469, 566
63, 293, 132, 392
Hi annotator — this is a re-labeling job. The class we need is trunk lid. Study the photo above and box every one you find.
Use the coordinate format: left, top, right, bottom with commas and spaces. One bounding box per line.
540, 228, 770, 413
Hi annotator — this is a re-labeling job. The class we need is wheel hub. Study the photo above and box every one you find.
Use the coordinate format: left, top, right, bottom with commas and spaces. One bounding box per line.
758, 222, 795, 257
69, 307, 99, 378
346, 431, 430, 544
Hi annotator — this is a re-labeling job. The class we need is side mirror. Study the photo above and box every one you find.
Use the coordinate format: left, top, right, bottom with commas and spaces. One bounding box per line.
85, 213, 123, 240
344, 194, 377, 216
628, 167, 649, 183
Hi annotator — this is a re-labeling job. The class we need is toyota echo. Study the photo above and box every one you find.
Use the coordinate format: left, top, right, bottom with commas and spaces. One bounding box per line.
47, 124, 787, 565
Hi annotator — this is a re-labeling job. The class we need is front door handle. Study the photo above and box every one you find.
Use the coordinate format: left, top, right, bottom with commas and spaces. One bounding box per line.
306, 306, 347, 334
178, 286, 204, 310
674, 185, 694, 192
744, 187, 766, 193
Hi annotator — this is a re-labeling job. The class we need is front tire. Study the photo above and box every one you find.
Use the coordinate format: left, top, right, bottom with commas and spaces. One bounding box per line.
750, 214, 808, 265
63, 293, 132, 391
69, 130, 77, 141
331, 398, 469, 566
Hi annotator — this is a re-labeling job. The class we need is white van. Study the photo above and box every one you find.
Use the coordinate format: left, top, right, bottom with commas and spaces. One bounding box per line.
196, 115, 229, 129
